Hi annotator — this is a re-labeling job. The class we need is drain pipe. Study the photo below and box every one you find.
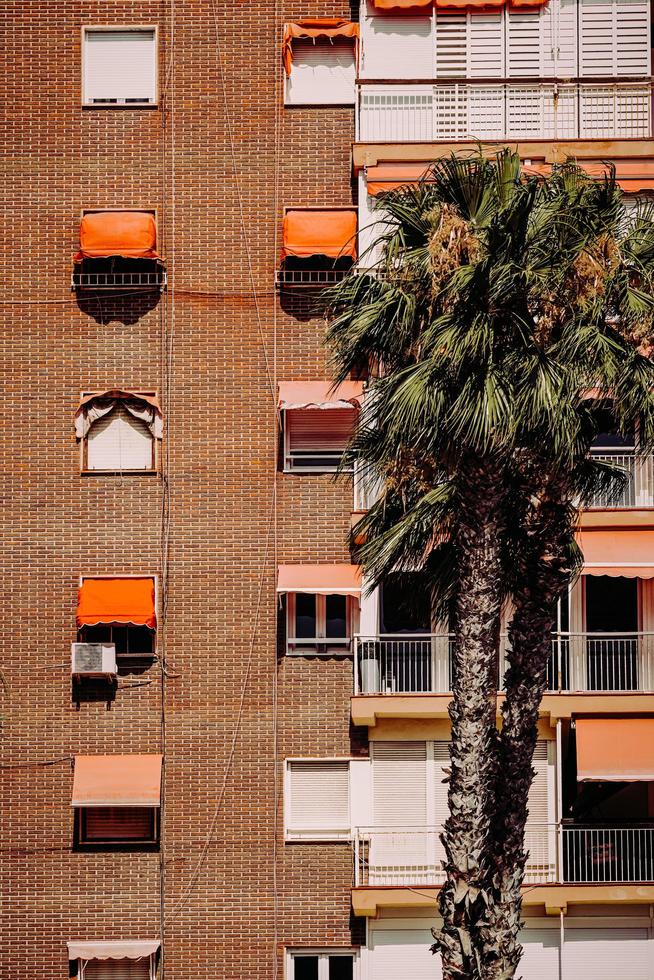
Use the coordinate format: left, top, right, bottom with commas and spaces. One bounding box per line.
559, 907, 565, 980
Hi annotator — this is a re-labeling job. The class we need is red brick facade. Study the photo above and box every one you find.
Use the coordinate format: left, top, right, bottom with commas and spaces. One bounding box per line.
0, 2, 361, 976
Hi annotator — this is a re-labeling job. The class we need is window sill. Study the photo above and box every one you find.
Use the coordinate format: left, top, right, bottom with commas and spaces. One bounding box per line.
80, 469, 159, 476
285, 831, 352, 843
82, 101, 159, 109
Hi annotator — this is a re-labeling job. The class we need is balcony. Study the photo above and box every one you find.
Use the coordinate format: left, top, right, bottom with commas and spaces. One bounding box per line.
354, 632, 654, 694
356, 81, 652, 144
354, 824, 654, 888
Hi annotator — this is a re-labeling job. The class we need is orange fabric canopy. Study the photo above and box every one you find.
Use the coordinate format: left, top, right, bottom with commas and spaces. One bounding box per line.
282, 19, 359, 76
576, 719, 654, 781
277, 564, 362, 596
281, 208, 357, 262
367, 163, 433, 196
524, 159, 654, 192
278, 380, 364, 411
578, 530, 654, 578
71, 755, 163, 806
76, 577, 157, 629
67, 941, 160, 961
74, 211, 160, 261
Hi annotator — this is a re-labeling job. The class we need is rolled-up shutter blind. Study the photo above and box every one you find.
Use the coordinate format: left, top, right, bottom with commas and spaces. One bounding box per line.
368, 928, 440, 980
579, 0, 650, 77
84, 959, 150, 980
285, 43, 356, 105
435, 12, 504, 78
373, 741, 427, 824
287, 409, 356, 452
524, 741, 555, 880
87, 405, 154, 470
361, 16, 433, 79
84, 30, 157, 103
564, 929, 650, 979
84, 807, 154, 841
287, 761, 350, 831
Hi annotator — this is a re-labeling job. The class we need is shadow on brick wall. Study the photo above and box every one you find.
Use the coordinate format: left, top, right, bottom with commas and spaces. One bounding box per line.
75, 289, 161, 325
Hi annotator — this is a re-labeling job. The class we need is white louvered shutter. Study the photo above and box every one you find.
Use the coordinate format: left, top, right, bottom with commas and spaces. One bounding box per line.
361, 14, 434, 79
435, 12, 504, 77
285, 42, 356, 105
287, 761, 350, 837
371, 742, 428, 884
359, 180, 393, 269
368, 928, 442, 980
83, 30, 157, 104
432, 741, 450, 874
87, 405, 154, 471
563, 929, 651, 980
579, 0, 650, 77
84, 960, 150, 980
524, 742, 556, 882
506, 0, 577, 78
518, 929, 561, 980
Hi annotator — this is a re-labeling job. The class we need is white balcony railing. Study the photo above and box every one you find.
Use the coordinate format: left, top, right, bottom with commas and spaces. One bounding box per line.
354, 825, 654, 887
354, 632, 654, 694
357, 82, 651, 143
353, 455, 654, 512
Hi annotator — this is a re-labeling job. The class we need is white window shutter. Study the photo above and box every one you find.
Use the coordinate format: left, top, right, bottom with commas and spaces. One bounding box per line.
368, 929, 443, 980
284, 42, 356, 105
361, 14, 434, 80
436, 12, 504, 78
517, 930, 561, 980
564, 929, 651, 979
84, 960, 150, 980
579, 0, 650, 77
359, 177, 392, 268
555, 0, 579, 76
86, 405, 154, 471
372, 741, 427, 825
83, 30, 157, 104
524, 741, 557, 882
286, 761, 350, 836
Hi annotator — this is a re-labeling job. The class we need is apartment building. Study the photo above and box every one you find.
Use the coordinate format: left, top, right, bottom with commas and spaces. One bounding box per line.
1, 0, 654, 979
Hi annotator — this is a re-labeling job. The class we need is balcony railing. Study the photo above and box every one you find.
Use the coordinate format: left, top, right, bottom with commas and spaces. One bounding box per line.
357, 81, 652, 143
354, 825, 654, 887
353, 454, 654, 512
589, 453, 654, 508
71, 268, 167, 290
354, 632, 654, 694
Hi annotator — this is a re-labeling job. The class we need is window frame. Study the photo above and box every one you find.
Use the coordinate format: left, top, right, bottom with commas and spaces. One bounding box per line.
79, 387, 159, 475
81, 25, 159, 108
75, 952, 157, 979
286, 949, 359, 980
284, 758, 352, 842
77, 805, 159, 846
283, 35, 357, 107
282, 407, 355, 474
77, 574, 158, 662
285, 592, 354, 655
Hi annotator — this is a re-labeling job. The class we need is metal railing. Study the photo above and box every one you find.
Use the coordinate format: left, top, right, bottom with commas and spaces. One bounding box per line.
357, 81, 651, 143
274, 268, 350, 289
589, 453, 654, 508
354, 825, 654, 887
354, 632, 654, 694
71, 268, 167, 290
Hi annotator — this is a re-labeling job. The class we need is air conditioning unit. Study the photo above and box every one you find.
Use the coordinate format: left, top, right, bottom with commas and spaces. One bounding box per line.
71, 643, 117, 678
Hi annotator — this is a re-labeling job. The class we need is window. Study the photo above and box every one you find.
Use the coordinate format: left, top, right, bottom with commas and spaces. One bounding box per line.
72, 754, 162, 849
285, 761, 350, 840
283, 409, 356, 472
287, 593, 352, 653
76, 577, 157, 671
288, 952, 356, 980
278, 208, 357, 287
82, 28, 157, 106
80, 624, 155, 660
82, 960, 151, 979
76, 390, 160, 473
283, 21, 358, 106
380, 573, 432, 634
72, 213, 165, 290
79, 806, 158, 845
67, 941, 160, 980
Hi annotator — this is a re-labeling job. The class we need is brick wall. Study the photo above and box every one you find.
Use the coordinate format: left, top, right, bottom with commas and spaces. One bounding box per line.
0, 0, 362, 977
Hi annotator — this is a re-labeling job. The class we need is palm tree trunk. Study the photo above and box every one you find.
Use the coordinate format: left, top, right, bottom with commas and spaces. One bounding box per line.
478, 498, 573, 980
432, 459, 505, 980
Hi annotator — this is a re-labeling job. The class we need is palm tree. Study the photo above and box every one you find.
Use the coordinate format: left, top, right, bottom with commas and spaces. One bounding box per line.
326, 151, 654, 979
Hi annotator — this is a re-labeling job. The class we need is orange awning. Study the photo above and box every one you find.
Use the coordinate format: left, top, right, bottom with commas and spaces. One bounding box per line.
281, 208, 357, 262
524, 160, 654, 192
371, 0, 433, 10
578, 530, 654, 578
282, 19, 359, 76
74, 211, 160, 261
371, 0, 546, 8
576, 719, 654, 781
367, 163, 433, 196
278, 380, 364, 411
71, 755, 163, 806
76, 577, 157, 629
277, 564, 362, 597
67, 941, 160, 961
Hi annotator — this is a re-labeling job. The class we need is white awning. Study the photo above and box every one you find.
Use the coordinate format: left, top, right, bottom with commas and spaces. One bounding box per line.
67, 940, 160, 961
